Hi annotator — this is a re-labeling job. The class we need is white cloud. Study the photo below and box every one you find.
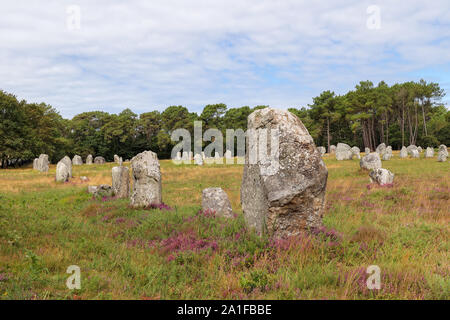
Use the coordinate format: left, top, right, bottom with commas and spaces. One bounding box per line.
0, 0, 449, 118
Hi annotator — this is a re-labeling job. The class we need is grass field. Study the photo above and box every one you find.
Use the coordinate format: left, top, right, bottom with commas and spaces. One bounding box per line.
0, 153, 449, 300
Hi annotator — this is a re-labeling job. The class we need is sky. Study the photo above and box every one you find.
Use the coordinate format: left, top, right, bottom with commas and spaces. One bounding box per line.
1, 0, 450, 118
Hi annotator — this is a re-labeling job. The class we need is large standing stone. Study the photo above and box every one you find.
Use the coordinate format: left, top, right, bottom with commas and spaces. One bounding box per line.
425, 147, 434, 158
400, 146, 408, 158
438, 145, 448, 157
335, 143, 353, 160
72, 155, 83, 165
318, 146, 326, 156
417, 146, 423, 153
114, 154, 120, 164
60, 156, 72, 177
241, 108, 328, 238
369, 168, 394, 186
411, 149, 420, 158
55, 161, 69, 182
112, 166, 129, 198
94, 156, 105, 164
437, 151, 447, 162
36, 154, 49, 172
351, 146, 361, 159
376, 143, 386, 157
329, 145, 336, 153
86, 154, 93, 165
382, 146, 393, 160
407, 145, 418, 155
360, 153, 382, 171
130, 151, 162, 207
202, 188, 233, 218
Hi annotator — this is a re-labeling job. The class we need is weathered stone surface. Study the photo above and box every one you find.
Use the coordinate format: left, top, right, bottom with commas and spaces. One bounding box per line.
335, 143, 353, 160
55, 161, 69, 182
438, 145, 448, 157
112, 166, 129, 199
417, 146, 423, 153
86, 154, 93, 165
60, 156, 72, 177
94, 156, 105, 164
114, 154, 120, 164
94, 185, 114, 198
437, 151, 447, 162
36, 154, 49, 172
407, 145, 418, 155
369, 168, 394, 186
360, 152, 382, 171
130, 150, 162, 207
382, 146, 393, 160
411, 149, 420, 158
241, 108, 328, 238
365, 147, 370, 155
202, 187, 233, 218
329, 145, 336, 153
194, 153, 203, 165
87, 186, 98, 194
376, 143, 386, 157
318, 146, 326, 156
425, 147, 434, 158
72, 155, 83, 165
400, 146, 408, 158
351, 146, 361, 159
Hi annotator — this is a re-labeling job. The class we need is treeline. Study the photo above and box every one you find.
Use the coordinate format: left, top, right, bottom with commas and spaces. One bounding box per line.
1, 79, 449, 167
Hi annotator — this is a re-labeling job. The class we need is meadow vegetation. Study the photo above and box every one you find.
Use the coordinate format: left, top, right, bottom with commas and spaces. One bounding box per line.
0, 153, 448, 299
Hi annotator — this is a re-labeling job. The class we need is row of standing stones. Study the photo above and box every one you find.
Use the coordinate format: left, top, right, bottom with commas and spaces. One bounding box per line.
32, 108, 448, 239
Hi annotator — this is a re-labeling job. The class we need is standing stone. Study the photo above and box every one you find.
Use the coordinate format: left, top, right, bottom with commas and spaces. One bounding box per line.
382, 146, 393, 160
329, 145, 336, 153
33, 158, 38, 170
93, 185, 114, 198
407, 145, 418, 155
194, 153, 203, 166
202, 188, 233, 218
417, 146, 423, 153
61, 156, 72, 177
94, 156, 105, 164
351, 146, 361, 159
318, 146, 326, 156
241, 108, 328, 238
376, 143, 386, 157
225, 150, 232, 159
114, 155, 120, 164
335, 143, 353, 160
130, 151, 162, 207
360, 153, 382, 171
411, 149, 420, 158
72, 155, 83, 165
369, 168, 394, 186
86, 154, 93, 165
112, 166, 129, 198
425, 147, 434, 158
36, 154, 49, 172
365, 147, 370, 155
437, 150, 447, 162
400, 146, 408, 158
438, 145, 448, 157
55, 161, 69, 182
